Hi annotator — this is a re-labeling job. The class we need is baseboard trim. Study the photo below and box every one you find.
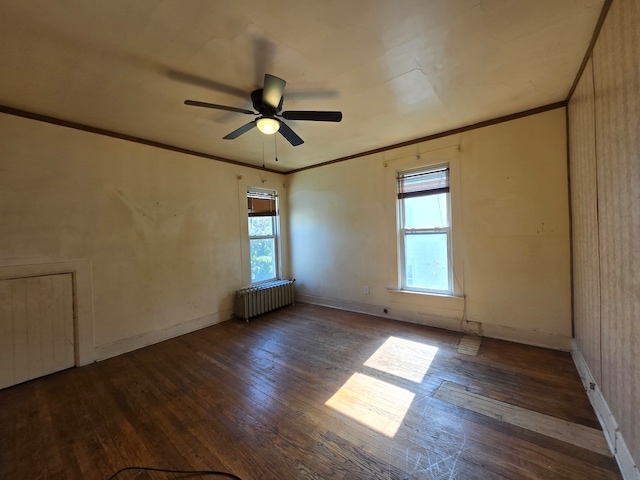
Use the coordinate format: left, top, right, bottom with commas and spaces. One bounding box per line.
94, 308, 234, 361
296, 294, 572, 351
572, 341, 640, 479
296, 293, 462, 331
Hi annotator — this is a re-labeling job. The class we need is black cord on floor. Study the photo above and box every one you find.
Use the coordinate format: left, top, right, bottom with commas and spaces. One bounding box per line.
108, 466, 242, 480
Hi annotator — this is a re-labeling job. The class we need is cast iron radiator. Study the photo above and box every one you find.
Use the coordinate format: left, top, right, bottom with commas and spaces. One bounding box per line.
234, 279, 295, 321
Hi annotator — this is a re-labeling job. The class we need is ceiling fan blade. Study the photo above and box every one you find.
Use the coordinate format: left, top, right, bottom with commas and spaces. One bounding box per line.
167, 69, 247, 98
185, 100, 256, 115
263, 74, 286, 111
223, 120, 257, 139
278, 121, 304, 146
254, 37, 275, 88
281, 110, 342, 122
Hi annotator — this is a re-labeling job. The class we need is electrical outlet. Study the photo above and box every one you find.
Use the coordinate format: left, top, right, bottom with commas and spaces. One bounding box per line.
383, 308, 388, 314
364, 286, 370, 295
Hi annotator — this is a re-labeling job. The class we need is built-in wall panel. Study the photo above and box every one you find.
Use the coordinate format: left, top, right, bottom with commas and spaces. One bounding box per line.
568, 58, 602, 385
592, 0, 640, 464
569, 0, 640, 471
0, 274, 74, 389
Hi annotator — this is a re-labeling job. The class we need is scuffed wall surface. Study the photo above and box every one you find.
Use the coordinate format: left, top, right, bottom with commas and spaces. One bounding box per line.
460, 112, 570, 338
0, 113, 285, 351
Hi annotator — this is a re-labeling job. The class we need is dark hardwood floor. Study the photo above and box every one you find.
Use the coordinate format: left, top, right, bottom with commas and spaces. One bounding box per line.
0, 304, 621, 479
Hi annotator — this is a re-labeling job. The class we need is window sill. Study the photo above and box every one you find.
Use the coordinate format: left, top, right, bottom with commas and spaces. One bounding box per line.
386, 288, 465, 312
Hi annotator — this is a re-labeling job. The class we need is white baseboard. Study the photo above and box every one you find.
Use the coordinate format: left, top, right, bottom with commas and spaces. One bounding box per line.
572, 341, 640, 480
296, 293, 462, 331
94, 308, 233, 361
296, 294, 572, 351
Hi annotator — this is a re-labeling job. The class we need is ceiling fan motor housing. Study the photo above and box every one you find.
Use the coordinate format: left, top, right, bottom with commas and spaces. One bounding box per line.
251, 88, 282, 117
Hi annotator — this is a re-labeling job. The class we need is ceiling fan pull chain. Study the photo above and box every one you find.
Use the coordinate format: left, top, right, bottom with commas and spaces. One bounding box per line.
274, 134, 279, 162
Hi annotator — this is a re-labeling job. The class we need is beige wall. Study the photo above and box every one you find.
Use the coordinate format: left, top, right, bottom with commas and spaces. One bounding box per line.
569, 0, 640, 469
288, 108, 572, 349
0, 113, 287, 361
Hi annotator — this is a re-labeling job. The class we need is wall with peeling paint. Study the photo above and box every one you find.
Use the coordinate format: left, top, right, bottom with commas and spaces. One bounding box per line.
0, 112, 288, 360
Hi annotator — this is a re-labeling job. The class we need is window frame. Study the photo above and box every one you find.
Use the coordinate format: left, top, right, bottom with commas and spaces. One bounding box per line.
397, 164, 454, 295
247, 188, 280, 285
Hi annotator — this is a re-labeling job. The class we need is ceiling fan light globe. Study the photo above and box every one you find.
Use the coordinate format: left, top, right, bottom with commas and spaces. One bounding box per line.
256, 117, 280, 135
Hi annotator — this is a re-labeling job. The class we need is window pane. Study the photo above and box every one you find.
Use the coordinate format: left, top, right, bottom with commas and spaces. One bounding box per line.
250, 238, 276, 283
248, 216, 273, 236
404, 232, 449, 291
404, 193, 448, 229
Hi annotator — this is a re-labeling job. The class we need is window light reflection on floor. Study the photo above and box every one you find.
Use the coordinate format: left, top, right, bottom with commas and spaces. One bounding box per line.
325, 336, 439, 438
364, 336, 439, 383
325, 373, 415, 437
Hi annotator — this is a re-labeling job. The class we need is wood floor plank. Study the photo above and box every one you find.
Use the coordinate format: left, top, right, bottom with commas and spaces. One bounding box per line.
0, 303, 622, 479
434, 380, 611, 457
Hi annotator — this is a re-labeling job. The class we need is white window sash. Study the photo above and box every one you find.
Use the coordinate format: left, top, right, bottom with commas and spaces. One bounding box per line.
247, 193, 280, 285
398, 166, 453, 294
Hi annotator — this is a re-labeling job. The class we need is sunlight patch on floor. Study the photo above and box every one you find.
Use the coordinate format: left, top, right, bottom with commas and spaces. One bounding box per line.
326, 336, 439, 437
325, 373, 415, 437
364, 336, 439, 383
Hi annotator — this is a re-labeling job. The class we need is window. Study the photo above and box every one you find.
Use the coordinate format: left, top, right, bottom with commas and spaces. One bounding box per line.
398, 165, 452, 294
247, 189, 279, 284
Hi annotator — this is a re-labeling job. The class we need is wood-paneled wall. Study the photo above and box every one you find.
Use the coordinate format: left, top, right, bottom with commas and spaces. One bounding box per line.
569, 58, 602, 385
568, 0, 639, 467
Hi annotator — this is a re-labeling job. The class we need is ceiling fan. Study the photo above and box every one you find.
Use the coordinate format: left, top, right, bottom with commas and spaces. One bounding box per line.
184, 74, 342, 146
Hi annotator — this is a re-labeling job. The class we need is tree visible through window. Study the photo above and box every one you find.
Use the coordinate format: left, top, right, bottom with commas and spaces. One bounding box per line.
248, 190, 279, 283
398, 166, 452, 293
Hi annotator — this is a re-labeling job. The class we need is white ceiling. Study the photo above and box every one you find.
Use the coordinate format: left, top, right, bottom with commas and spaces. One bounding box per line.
0, 0, 603, 172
